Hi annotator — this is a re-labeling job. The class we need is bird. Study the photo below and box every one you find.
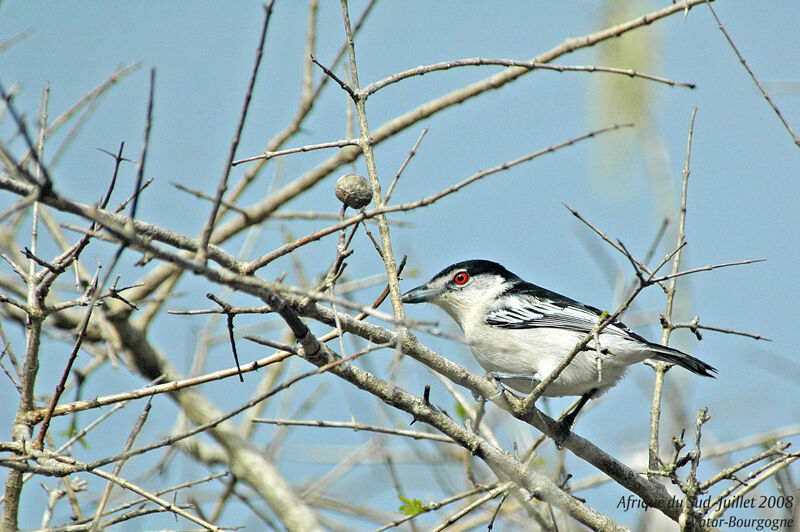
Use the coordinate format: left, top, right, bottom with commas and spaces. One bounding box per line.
401, 259, 716, 427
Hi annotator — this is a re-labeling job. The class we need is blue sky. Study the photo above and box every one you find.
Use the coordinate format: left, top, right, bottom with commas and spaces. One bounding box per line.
2, 2, 799, 529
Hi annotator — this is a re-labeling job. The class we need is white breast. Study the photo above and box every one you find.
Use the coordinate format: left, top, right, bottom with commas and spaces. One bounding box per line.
464, 323, 652, 397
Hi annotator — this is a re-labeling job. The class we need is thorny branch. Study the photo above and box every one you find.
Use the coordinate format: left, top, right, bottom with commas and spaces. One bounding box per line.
196, 1, 275, 265
649, 107, 697, 481
1, 1, 794, 531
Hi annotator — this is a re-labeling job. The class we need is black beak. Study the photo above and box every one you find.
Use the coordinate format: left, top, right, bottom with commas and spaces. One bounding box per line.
401, 284, 442, 304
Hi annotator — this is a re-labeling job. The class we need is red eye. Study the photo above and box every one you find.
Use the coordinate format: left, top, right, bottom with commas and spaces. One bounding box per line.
453, 272, 469, 285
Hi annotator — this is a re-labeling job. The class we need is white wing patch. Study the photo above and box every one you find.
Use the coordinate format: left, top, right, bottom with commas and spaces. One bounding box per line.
485, 297, 549, 325
486, 295, 629, 336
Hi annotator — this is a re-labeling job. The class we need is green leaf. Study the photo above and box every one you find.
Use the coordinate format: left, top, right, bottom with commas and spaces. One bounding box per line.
397, 495, 425, 516
455, 402, 468, 421
59, 420, 88, 449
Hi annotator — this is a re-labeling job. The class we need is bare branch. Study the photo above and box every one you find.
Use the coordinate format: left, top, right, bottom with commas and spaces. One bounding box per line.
374, 484, 508, 532
0, 29, 33, 53
90, 400, 152, 531
21, 350, 294, 425
245, 123, 631, 272
196, 1, 275, 265
650, 258, 765, 283
564, 202, 668, 292
706, 0, 800, 148
650, 106, 697, 479
233, 138, 360, 166
362, 57, 695, 96
253, 417, 456, 444
671, 318, 771, 342
128, 68, 156, 224
310, 54, 356, 99
384, 127, 427, 204
203, 0, 710, 274
88, 467, 222, 531
172, 181, 251, 217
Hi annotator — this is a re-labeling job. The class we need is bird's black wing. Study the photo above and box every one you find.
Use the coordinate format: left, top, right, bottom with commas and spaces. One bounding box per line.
485, 281, 717, 377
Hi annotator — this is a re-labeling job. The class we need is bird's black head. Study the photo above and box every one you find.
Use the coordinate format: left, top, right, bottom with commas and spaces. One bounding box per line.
430, 260, 521, 284
402, 259, 522, 305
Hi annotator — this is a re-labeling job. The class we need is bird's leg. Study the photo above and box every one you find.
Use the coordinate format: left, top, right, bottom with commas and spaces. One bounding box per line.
559, 388, 598, 430
486, 371, 543, 385
484, 371, 541, 400
471, 373, 512, 401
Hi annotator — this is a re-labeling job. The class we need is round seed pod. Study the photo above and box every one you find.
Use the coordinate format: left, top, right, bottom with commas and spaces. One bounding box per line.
335, 173, 372, 209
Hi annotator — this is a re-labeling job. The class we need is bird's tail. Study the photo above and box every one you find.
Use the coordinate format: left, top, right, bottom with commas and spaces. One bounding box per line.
648, 343, 717, 377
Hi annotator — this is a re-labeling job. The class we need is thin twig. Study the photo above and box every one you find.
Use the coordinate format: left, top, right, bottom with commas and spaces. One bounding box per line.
623, 218, 670, 300
21, 350, 294, 425
88, 468, 222, 531
650, 258, 764, 283
172, 181, 251, 217
0, 29, 33, 53
22, 64, 141, 168
705, 1, 800, 147
705, 450, 799, 521
671, 319, 770, 341
431, 483, 514, 532
337, 0, 408, 328
384, 127, 428, 204
0, 80, 52, 189
207, 293, 244, 381
702, 443, 792, 495
564, 202, 668, 292
251, 417, 456, 443
520, 225, 693, 414
81, 473, 228, 529
128, 69, 156, 224
29, 84, 49, 284
90, 401, 152, 531
649, 106, 696, 480
233, 138, 360, 166
33, 268, 101, 448
245, 123, 631, 272
362, 58, 695, 96
310, 54, 355, 98
197, 1, 275, 265
219, 0, 378, 215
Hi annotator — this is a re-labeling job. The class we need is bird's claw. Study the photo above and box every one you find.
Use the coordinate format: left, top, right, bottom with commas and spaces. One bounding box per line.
483, 371, 542, 399
472, 373, 511, 401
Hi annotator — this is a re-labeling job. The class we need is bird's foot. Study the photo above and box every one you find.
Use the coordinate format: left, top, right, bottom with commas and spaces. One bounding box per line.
553, 416, 576, 449
482, 371, 542, 400
559, 410, 579, 432
553, 388, 598, 448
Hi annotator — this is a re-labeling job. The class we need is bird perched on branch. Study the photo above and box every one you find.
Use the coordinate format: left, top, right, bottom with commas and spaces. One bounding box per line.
402, 259, 716, 427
